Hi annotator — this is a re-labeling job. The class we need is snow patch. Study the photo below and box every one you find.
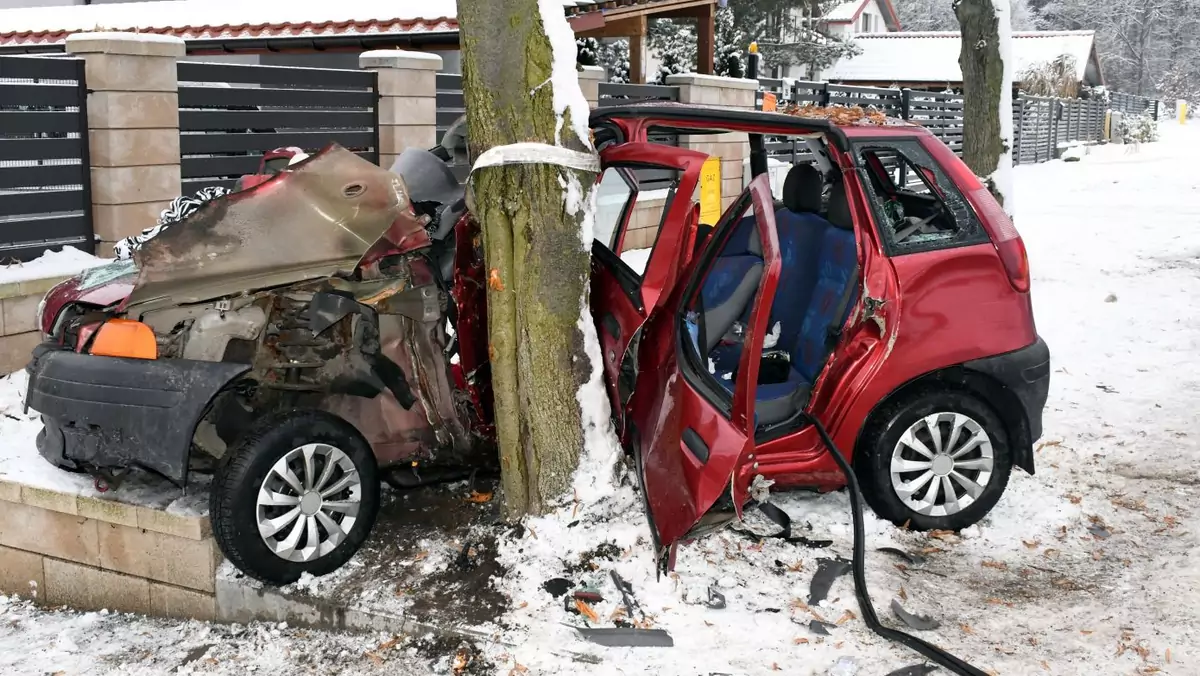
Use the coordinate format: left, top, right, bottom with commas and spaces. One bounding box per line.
536, 0, 593, 148
0, 246, 106, 286
990, 0, 1015, 214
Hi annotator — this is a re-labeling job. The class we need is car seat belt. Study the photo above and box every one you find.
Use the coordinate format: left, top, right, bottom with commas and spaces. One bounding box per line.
825, 265, 862, 347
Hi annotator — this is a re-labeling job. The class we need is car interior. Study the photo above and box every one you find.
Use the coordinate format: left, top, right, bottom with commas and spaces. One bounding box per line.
683, 154, 858, 431
857, 145, 960, 246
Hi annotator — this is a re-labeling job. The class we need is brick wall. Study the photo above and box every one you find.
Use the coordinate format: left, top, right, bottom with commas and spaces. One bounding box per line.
0, 477, 220, 620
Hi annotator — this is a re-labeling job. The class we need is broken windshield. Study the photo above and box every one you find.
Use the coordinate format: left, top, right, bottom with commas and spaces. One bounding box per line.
126, 145, 416, 307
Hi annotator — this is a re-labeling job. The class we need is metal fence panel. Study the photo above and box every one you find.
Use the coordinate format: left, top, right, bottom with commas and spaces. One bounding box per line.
177, 61, 379, 194
0, 55, 92, 261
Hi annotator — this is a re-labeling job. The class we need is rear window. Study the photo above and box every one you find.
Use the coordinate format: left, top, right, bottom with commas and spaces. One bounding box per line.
854, 140, 988, 255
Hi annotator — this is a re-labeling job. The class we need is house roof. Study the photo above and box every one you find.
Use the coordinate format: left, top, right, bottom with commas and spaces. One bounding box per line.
823, 0, 901, 30
0, 0, 710, 50
822, 30, 1100, 85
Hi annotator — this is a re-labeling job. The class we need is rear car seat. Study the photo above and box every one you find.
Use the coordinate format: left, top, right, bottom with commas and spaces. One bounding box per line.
704, 165, 859, 427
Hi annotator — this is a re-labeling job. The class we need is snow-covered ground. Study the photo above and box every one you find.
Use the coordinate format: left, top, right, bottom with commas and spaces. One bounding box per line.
3, 127, 1199, 675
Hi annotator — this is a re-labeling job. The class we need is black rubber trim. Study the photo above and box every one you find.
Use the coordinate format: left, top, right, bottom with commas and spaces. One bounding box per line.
27, 349, 250, 484
804, 412, 989, 676
681, 428, 710, 464
964, 336, 1050, 444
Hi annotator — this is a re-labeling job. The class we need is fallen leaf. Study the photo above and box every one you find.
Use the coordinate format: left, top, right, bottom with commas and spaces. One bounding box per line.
771, 663, 781, 671
920, 546, 944, 555
508, 663, 530, 676
929, 529, 957, 540
1080, 629, 1094, 635
787, 560, 805, 572
961, 623, 975, 634
1022, 539, 1041, 549
1067, 493, 1082, 504
574, 599, 600, 623
376, 636, 401, 652
793, 637, 810, 644
488, 268, 505, 291
527, 526, 538, 540
452, 647, 471, 675
899, 586, 908, 601
467, 491, 493, 503
1044, 549, 1061, 559
1167, 648, 1172, 663
1041, 660, 1051, 670
900, 519, 912, 530
517, 601, 528, 610
412, 551, 429, 562
835, 610, 857, 625
981, 559, 1008, 570
834, 641, 844, 649
365, 652, 384, 666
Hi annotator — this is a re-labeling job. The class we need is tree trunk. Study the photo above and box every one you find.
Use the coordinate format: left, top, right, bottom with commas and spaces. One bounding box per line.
957, 0, 1014, 212
458, 0, 595, 518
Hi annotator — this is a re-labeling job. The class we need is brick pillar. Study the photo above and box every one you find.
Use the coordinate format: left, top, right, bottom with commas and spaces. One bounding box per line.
578, 66, 605, 109
666, 74, 759, 211
65, 32, 184, 253
360, 50, 441, 168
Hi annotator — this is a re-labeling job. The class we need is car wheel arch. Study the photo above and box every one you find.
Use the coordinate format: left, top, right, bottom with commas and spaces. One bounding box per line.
853, 365, 1035, 475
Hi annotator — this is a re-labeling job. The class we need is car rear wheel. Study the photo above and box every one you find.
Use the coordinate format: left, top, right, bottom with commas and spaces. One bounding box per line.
210, 409, 380, 585
854, 389, 1012, 532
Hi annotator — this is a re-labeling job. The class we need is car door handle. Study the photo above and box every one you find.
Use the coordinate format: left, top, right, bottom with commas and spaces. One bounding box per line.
682, 428, 710, 464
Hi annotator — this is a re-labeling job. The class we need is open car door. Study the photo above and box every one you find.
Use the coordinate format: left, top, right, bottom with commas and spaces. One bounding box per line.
589, 143, 708, 426
624, 174, 781, 571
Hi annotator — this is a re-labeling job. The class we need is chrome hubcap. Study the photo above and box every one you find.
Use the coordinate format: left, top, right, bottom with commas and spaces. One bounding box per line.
256, 443, 361, 563
890, 412, 994, 518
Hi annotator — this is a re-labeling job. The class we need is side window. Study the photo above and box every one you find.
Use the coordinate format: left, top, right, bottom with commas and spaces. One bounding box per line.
856, 141, 987, 255
592, 166, 678, 277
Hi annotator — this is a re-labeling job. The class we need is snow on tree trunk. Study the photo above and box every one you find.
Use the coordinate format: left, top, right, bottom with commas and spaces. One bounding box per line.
957, 0, 1014, 214
459, 0, 611, 518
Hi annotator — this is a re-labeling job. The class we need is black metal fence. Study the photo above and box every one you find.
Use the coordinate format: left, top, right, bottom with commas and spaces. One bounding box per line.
0, 55, 93, 261
1110, 92, 1160, 121
178, 61, 379, 193
1013, 95, 1106, 164
759, 78, 1149, 166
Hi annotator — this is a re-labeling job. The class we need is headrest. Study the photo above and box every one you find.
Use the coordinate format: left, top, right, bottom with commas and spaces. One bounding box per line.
782, 163, 824, 214
826, 180, 854, 230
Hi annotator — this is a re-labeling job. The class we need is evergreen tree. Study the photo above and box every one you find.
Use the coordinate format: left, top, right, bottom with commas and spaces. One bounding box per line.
650, 18, 698, 83
728, 0, 859, 77
599, 39, 631, 83
714, 6, 746, 78
576, 37, 600, 67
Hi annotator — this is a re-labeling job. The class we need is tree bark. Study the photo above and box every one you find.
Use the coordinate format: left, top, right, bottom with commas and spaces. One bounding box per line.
957, 0, 1013, 211
458, 0, 594, 518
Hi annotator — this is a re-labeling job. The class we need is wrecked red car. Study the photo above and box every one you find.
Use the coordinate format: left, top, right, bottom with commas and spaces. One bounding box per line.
26, 103, 1048, 585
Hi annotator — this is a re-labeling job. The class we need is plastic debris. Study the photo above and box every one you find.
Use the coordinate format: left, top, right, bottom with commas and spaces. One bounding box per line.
890, 599, 941, 631
808, 557, 853, 604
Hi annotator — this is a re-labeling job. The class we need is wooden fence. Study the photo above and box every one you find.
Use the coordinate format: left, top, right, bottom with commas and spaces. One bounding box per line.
178, 62, 379, 193
0, 55, 93, 261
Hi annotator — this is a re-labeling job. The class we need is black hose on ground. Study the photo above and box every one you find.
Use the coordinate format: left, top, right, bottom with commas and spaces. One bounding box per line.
804, 413, 989, 676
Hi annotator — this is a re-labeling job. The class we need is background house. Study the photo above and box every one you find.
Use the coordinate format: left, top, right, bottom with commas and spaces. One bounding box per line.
818, 0, 900, 37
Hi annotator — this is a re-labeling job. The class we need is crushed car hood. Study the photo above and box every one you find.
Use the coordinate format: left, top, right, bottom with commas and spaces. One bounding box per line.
125, 145, 424, 308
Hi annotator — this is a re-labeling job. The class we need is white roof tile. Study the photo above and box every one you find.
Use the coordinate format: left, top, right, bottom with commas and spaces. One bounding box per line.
823, 30, 1096, 83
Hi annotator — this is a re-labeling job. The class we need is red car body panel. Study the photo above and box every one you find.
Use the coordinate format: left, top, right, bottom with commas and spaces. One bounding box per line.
591, 109, 1044, 553
629, 174, 780, 550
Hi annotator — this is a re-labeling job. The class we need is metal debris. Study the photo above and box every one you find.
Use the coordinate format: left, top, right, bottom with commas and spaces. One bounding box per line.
890, 599, 941, 631
572, 626, 675, 648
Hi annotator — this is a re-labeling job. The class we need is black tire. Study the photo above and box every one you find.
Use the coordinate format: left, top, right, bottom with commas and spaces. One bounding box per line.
853, 388, 1013, 532
210, 409, 380, 585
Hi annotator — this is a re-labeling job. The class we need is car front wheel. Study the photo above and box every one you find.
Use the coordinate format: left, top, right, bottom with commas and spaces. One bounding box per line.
854, 389, 1013, 532
210, 409, 381, 585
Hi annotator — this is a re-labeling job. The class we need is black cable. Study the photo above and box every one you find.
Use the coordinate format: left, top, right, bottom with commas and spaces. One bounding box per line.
804, 413, 989, 676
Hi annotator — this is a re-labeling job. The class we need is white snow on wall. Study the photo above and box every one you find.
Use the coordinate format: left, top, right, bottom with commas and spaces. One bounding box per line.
821, 30, 1096, 83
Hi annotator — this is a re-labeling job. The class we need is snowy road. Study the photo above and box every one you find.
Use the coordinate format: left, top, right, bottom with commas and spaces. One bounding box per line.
3, 126, 1200, 676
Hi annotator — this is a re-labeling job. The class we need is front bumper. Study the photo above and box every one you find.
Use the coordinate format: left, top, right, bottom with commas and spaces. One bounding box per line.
26, 344, 249, 484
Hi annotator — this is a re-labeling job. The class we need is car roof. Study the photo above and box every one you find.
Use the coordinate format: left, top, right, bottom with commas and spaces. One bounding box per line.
589, 101, 924, 138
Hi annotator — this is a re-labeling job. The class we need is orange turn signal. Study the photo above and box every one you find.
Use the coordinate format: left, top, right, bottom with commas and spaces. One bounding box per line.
90, 319, 158, 360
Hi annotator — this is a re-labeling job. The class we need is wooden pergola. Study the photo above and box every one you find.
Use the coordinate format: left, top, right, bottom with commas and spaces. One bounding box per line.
570, 0, 718, 83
